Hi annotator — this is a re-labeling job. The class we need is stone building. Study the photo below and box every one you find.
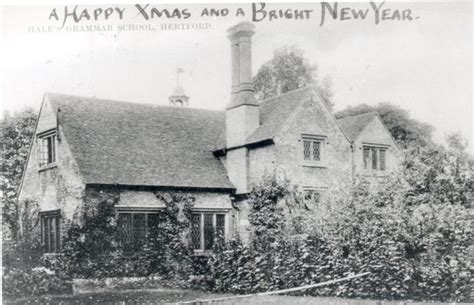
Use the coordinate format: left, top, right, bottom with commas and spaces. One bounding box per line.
18, 22, 400, 254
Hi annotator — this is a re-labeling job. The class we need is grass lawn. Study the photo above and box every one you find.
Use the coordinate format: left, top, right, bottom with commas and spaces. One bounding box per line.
4, 289, 451, 305
3, 289, 234, 305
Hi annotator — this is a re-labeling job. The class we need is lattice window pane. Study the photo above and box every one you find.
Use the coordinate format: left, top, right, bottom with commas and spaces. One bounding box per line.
56, 216, 61, 252
118, 213, 133, 252
147, 213, 161, 244
50, 217, 56, 253
38, 134, 56, 167
363, 147, 370, 169
303, 140, 311, 160
40, 213, 61, 253
313, 141, 321, 161
379, 149, 386, 171
371, 148, 378, 170
47, 137, 53, 163
191, 214, 201, 250
44, 218, 50, 252
49, 135, 56, 163
38, 138, 46, 167
203, 214, 214, 250
133, 214, 146, 251
41, 138, 46, 166
216, 214, 225, 239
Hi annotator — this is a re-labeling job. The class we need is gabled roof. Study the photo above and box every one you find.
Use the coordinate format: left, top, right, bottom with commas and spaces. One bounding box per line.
44, 86, 341, 190
247, 86, 314, 144
336, 112, 377, 142
47, 93, 234, 190
213, 86, 315, 151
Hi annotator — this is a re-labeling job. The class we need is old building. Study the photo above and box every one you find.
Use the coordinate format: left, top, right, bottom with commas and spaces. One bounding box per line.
18, 22, 400, 254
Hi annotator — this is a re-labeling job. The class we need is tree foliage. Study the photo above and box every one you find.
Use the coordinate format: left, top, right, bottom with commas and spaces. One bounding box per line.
253, 45, 334, 111
401, 132, 473, 207
208, 143, 472, 301
1, 108, 38, 240
334, 103, 434, 148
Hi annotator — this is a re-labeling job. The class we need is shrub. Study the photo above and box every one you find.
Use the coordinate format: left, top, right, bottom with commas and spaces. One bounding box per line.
2, 268, 72, 299
146, 193, 195, 280
208, 177, 316, 294
58, 190, 197, 283
2, 239, 43, 273
57, 190, 123, 278
206, 172, 472, 302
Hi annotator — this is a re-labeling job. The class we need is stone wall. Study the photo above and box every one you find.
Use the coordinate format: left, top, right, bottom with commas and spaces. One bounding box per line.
352, 117, 400, 175
18, 96, 86, 238
235, 94, 353, 241
247, 95, 352, 195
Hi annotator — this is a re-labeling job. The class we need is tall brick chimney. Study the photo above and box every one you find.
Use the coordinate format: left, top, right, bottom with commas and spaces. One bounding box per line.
225, 22, 259, 194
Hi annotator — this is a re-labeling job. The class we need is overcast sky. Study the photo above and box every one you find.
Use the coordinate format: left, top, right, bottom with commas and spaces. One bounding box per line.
1, 2, 472, 152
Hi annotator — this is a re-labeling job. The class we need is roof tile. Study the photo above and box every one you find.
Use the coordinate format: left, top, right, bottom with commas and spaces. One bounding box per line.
48, 94, 234, 190
336, 112, 377, 142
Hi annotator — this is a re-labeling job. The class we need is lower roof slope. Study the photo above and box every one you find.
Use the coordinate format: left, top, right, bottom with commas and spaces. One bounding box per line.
48, 94, 234, 190
213, 86, 316, 151
247, 86, 314, 144
336, 112, 377, 142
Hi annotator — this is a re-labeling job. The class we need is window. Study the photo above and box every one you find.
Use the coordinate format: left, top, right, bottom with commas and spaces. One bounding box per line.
379, 149, 386, 171
363, 147, 370, 169
203, 214, 214, 250
363, 146, 387, 171
37, 130, 57, 167
371, 148, 378, 170
117, 212, 161, 253
40, 210, 61, 254
304, 189, 323, 204
303, 136, 325, 163
191, 214, 201, 250
191, 213, 226, 251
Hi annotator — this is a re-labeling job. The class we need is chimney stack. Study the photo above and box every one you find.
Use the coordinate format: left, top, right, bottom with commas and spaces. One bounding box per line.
227, 22, 258, 109
225, 22, 259, 194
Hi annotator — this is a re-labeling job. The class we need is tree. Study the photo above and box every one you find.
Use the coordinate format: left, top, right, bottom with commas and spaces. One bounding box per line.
253, 45, 334, 111
402, 132, 473, 207
335, 102, 434, 147
0, 108, 37, 240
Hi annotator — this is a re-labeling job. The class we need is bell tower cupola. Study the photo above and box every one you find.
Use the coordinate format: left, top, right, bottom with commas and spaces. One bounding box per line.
169, 67, 189, 107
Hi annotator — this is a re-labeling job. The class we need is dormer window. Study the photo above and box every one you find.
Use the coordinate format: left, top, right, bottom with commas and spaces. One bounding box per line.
37, 129, 57, 168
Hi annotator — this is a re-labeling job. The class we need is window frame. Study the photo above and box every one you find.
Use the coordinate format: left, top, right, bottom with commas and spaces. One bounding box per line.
115, 209, 162, 254
303, 187, 327, 205
37, 129, 57, 169
301, 135, 326, 167
39, 210, 61, 254
362, 144, 389, 172
191, 212, 227, 253
115, 208, 228, 254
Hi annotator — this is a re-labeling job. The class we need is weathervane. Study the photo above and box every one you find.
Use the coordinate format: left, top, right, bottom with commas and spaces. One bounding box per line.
176, 67, 184, 87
